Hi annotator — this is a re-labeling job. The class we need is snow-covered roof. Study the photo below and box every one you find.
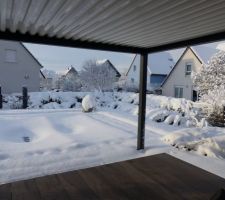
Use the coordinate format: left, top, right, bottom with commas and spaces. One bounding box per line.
127, 52, 175, 75
96, 59, 107, 65
148, 52, 175, 74
95, 59, 121, 77
59, 66, 78, 76
191, 45, 219, 64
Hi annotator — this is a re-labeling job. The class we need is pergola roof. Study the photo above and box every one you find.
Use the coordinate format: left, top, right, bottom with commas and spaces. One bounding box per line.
0, 0, 225, 53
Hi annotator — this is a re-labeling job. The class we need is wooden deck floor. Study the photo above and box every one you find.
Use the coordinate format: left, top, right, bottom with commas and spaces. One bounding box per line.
0, 153, 225, 200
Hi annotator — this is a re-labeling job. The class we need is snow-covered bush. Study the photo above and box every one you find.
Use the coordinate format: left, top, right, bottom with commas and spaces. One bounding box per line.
1, 91, 207, 128
82, 94, 96, 112
150, 110, 169, 122
163, 127, 225, 159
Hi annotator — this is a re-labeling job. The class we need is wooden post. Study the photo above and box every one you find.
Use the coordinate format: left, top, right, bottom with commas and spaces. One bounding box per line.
223, 106, 225, 127
22, 87, 28, 109
137, 53, 148, 150
0, 86, 2, 109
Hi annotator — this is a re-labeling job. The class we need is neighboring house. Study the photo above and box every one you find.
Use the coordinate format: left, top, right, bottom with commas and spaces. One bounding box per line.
126, 52, 174, 91
96, 59, 121, 79
150, 74, 167, 93
0, 40, 43, 94
161, 46, 218, 101
40, 71, 53, 90
64, 66, 79, 79
57, 66, 81, 91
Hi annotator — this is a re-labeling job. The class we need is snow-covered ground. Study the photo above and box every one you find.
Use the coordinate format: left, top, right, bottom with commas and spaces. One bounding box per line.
0, 92, 224, 184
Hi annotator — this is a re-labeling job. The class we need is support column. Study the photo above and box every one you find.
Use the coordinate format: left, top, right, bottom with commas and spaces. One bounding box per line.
22, 86, 28, 109
137, 53, 148, 150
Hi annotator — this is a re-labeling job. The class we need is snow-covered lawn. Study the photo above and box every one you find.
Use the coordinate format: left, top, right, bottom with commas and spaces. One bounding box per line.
0, 108, 225, 184
0, 92, 225, 184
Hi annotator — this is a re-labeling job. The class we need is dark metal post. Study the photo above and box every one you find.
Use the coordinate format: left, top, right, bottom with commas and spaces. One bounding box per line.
0, 86, 2, 109
223, 106, 225, 127
22, 87, 28, 109
137, 53, 148, 150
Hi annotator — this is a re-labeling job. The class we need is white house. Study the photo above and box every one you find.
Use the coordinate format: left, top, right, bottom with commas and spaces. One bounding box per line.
126, 52, 174, 91
0, 40, 43, 94
161, 46, 218, 101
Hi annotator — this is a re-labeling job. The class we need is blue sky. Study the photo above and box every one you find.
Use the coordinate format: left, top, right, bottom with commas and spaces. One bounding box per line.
24, 43, 135, 74
24, 41, 222, 74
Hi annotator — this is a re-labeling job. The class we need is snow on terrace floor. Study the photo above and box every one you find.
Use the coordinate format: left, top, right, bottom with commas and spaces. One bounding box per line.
0, 109, 225, 184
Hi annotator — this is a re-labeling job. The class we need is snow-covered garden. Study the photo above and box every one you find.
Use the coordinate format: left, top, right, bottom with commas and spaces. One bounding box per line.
0, 91, 225, 184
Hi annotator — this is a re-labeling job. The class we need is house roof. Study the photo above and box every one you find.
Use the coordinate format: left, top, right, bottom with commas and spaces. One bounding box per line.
126, 55, 138, 76
97, 59, 121, 77
191, 45, 219, 64
126, 52, 174, 75
40, 70, 46, 79
1, 1, 225, 54
20, 42, 44, 69
161, 47, 202, 87
65, 66, 78, 76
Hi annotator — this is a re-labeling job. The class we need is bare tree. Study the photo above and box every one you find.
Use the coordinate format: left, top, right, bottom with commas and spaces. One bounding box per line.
80, 59, 117, 91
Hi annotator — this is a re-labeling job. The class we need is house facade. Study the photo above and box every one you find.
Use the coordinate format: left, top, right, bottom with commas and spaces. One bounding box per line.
161, 46, 218, 101
0, 40, 43, 94
126, 52, 174, 91
61, 66, 82, 91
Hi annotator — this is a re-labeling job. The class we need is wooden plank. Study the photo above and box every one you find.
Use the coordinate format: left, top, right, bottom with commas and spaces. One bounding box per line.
94, 162, 174, 200
11, 179, 41, 200
57, 171, 99, 200
0, 153, 224, 200
0, 183, 11, 200
35, 175, 70, 200
79, 167, 126, 200
129, 154, 225, 199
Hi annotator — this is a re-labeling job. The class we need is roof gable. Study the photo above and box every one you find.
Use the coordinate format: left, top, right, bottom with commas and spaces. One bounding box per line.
161, 47, 202, 86
66, 67, 78, 75
96, 59, 121, 77
126, 52, 175, 75
20, 42, 43, 68
191, 45, 219, 64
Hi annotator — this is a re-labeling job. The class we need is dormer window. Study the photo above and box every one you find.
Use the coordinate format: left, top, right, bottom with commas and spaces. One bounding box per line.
185, 62, 192, 75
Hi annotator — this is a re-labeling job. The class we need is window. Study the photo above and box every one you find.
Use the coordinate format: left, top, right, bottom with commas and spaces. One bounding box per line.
5, 49, 17, 63
133, 65, 136, 72
174, 87, 183, 98
185, 62, 192, 75
131, 78, 134, 83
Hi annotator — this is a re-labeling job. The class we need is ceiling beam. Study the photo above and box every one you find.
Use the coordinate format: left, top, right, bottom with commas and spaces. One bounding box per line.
1, 29, 225, 55
146, 30, 225, 53
0, 30, 146, 54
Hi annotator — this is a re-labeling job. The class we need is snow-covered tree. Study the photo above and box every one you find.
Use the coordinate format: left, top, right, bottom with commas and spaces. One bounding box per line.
80, 59, 117, 92
193, 50, 225, 126
62, 75, 82, 91
41, 69, 61, 90
193, 50, 225, 96
114, 72, 127, 91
